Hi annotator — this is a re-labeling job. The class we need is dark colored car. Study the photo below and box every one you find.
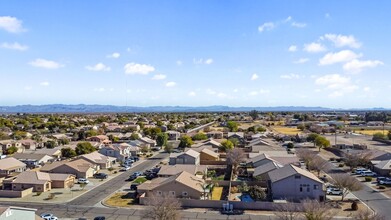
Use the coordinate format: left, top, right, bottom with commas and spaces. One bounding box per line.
126, 175, 137, 181
146, 172, 158, 180
130, 183, 140, 190
93, 173, 108, 179
93, 217, 106, 220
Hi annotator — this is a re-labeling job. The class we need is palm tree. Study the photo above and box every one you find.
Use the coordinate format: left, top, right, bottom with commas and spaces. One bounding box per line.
198, 183, 214, 200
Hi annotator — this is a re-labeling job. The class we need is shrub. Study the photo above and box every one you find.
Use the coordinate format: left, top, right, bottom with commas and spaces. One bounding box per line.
379, 185, 386, 189
230, 186, 239, 194
351, 201, 358, 211
338, 163, 344, 167
329, 157, 335, 161
364, 177, 372, 182
113, 171, 118, 174
336, 158, 342, 163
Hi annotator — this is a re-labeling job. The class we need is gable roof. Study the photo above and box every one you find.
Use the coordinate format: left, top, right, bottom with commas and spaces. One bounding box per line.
139, 171, 204, 192
158, 164, 203, 176
184, 149, 200, 158
13, 153, 52, 161
80, 151, 115, 164
0, 157, 26, 170
253, 161, 283, 177
375, 159, 391, 170
11, 171, 51, 184
268, 164, 322, 183
200, 148, 219, 158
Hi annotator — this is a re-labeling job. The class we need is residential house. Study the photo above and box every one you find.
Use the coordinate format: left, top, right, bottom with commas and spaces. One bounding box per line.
268, 164, 325, 201
138, 171, 205, 200
252, 161, 283, 180
33, 147, 62, 159
373, 160, 391, 176
206, 131, 223, 139
79, 151, 116, 169
0, 140, 23, 153
166, 131, 181, 141
12, 153, 54, 168
87, 135, 111, 144
157, 164, 207, 177
99, 143, 139, 161
0, 206, 38, 220
169, 149, 200, 165
0, 158, 27, 177
2, 171, 75, 192
138, 137, 156, 148
227, 132, 245, 145
40, 158, 97, 178
200, 148, 219, 161
19, 139, 37, 150
248, 153, 279, 168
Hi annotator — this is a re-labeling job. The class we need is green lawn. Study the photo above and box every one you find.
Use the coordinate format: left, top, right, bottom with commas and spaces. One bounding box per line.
133, 177, 147, 184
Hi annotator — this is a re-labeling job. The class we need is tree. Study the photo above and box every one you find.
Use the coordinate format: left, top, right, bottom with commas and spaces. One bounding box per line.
164, 143, 174, 153
296, 149, 317, 168
6, 146, 18, 155
314, 136, 330, 152
286, 143, 294, 149
302, 199, 335, 220
249, 110, 259, 120
248, 185, 267, 201
344, 152, 372, 171
61, 147, 77, 158
58, 138, 70, 145
130, 133, 139, 140
226, 148, 245, 180
156, 133, 168, 146
274, 202, 301, 220
226, 121, 238, 132
220, 140, 234, 152
191, 132, 208, 141
198, 183, 214, 200
142, 193, 181, 220
330, 174, 363, 201
45, 140, 58, 149
373, 132, 387, 140
308, 156, 331, 177
178, 135, 193, 148
228, 138, 239, 147
75, 142, 96, 155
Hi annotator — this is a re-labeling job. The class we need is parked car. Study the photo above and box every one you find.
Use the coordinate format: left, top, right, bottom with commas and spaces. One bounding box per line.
93, 173, 108, 179
377, 177, 389, 184
126, 159, 135, 163
355, 168, 368, 175
132, 171, 142, 177
41, 213, 58, 220
93, 217, 106, 220
131, 156, 140, 161
361, 170, 377, 177
146, 172, 158, 180
327, 188, 343, 195
130, 183, 140, 190
77, 178, 90, 184
379, 178, 391, 185
120, 166, 131, 171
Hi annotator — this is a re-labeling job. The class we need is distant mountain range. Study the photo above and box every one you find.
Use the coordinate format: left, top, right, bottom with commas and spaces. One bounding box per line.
0, 104, 388, 113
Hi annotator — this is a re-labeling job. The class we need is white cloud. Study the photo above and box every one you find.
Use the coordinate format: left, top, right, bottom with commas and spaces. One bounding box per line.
94, 88, 106, 92
288, 45, 297, 52
315, 74, 358, 97
323, 34, 361, 48
165, 82, 176, 87
107, 52, 120, 58
188, 91, 196, 97
280, 73, 301, 79
319, 50, 362, 65
151, 74, 166, 80
251, 73, 259, 81
233, 89, 239, 93
258, 22, 275, 32
29, 59, 64, 69
291, 22, 307, 28
293, 58, 309, 64
217, 93, 228, 98
343, 59, 383, 73
303, 42, 327, 53
85, 63, 111, 72
205, 58, 213, 65
176, 60, 182, 66
363, 87, 371, 92
40, 81, 50, 86
124, 62, 155, 75
0, 16, 25, 33
193, 58, 213, 65
0, 42, 28, 51
249, 89, 270, 96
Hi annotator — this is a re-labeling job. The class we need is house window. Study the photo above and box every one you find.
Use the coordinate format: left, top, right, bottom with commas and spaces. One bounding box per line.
169, 191, 175, 196
314, 185, 319, 190
182, 191, 188, 196
307, 187, 310, 192
157, 191, 162, 196
295, 175, 301, 179
300, 187, 302, 192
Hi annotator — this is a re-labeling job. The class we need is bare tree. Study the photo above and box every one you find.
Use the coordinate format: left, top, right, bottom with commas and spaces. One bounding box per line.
226, 148, 245, 180
308, 156, 331, 177
142, 193, 181, 220
296, 149, 317, 168
330, 174, 362, 201
344, 152, 372, 171
302, 199, 335, 220
354, 209, 385, 220
274, 202, 302, 220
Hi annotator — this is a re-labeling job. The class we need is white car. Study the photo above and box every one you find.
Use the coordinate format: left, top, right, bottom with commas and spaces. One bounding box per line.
361, 170, 377, 177
40, 213, 58, 220
355, 168, 368, 174
120, 166, 131, 171
327, 188, 343, 195
77, 178, 89, 184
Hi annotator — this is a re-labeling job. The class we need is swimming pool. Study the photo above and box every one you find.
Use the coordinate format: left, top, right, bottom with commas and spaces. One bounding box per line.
237, 194, 254, 202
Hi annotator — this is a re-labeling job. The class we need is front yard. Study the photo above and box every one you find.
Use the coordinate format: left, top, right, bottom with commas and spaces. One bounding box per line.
104, 192, 135, 207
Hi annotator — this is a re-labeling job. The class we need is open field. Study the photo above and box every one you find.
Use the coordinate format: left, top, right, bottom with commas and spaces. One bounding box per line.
353, 129, 387, 135
271, 126, 301, 135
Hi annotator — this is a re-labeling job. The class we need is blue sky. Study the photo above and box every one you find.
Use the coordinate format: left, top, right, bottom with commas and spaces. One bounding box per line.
0, 1, 390, 108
